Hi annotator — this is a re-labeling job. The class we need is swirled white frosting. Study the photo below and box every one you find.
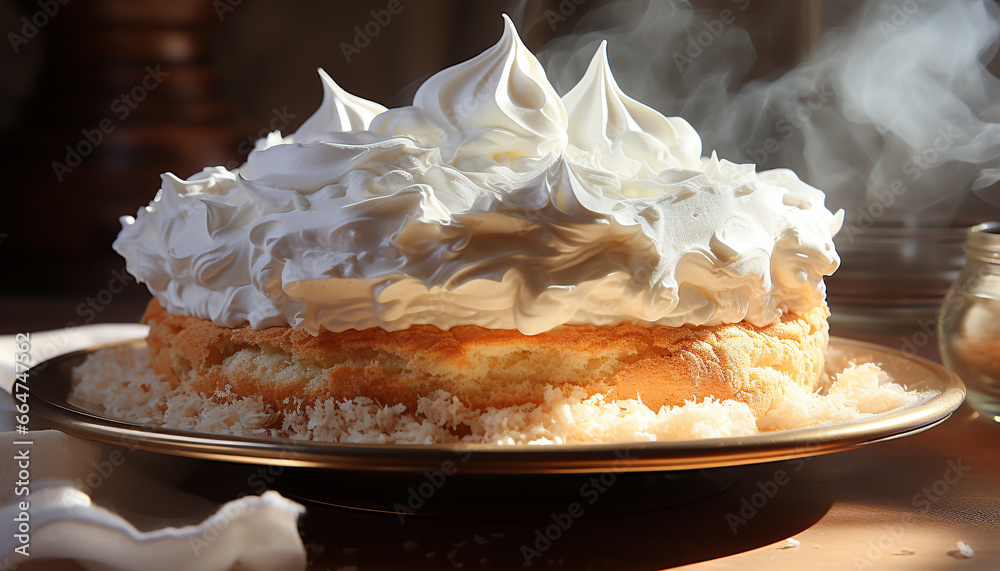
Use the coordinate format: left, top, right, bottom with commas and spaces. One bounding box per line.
115, 16, 843, 335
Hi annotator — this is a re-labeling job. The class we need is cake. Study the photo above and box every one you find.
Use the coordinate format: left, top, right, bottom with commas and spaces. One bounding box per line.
73, 17, 913, 444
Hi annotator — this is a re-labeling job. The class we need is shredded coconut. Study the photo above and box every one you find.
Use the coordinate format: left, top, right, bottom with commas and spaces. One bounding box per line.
69, 345, 939, 445
956, 541, 974, 558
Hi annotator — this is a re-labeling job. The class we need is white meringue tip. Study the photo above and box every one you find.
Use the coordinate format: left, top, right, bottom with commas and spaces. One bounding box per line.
831, 208, 846, 233
500, 13, 526, 47
316, 67, 341, 94
597, 39, 610, 59
585, 40, 613, 80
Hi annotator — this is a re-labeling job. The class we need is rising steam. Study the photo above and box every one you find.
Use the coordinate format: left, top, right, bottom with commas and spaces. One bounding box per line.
515, 0, 1000, 224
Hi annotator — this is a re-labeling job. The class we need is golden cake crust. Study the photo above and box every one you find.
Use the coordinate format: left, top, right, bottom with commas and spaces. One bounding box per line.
142, 299, 829, 417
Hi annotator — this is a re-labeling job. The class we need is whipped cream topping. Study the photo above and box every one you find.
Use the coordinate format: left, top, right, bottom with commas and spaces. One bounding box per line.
115, 16, 843, 335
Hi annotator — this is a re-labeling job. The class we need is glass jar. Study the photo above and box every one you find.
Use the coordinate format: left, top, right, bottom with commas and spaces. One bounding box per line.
938, 222, 1000, 420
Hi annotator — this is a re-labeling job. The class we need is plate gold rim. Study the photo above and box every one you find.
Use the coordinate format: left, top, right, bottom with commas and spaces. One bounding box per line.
28, 336, 966, 474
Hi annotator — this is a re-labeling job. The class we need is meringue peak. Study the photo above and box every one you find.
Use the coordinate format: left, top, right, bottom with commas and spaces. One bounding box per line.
372, 14, 567, 169
115, 16, 841, 336
291, 68, 387, 142
563, 41, 701, 171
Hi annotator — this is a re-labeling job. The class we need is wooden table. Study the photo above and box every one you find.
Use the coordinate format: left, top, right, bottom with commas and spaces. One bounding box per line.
6, 297, 999, 570
274, 403, 1000, 570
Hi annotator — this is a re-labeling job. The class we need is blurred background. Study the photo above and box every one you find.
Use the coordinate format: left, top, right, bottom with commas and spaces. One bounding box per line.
1, 0, 999, 334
